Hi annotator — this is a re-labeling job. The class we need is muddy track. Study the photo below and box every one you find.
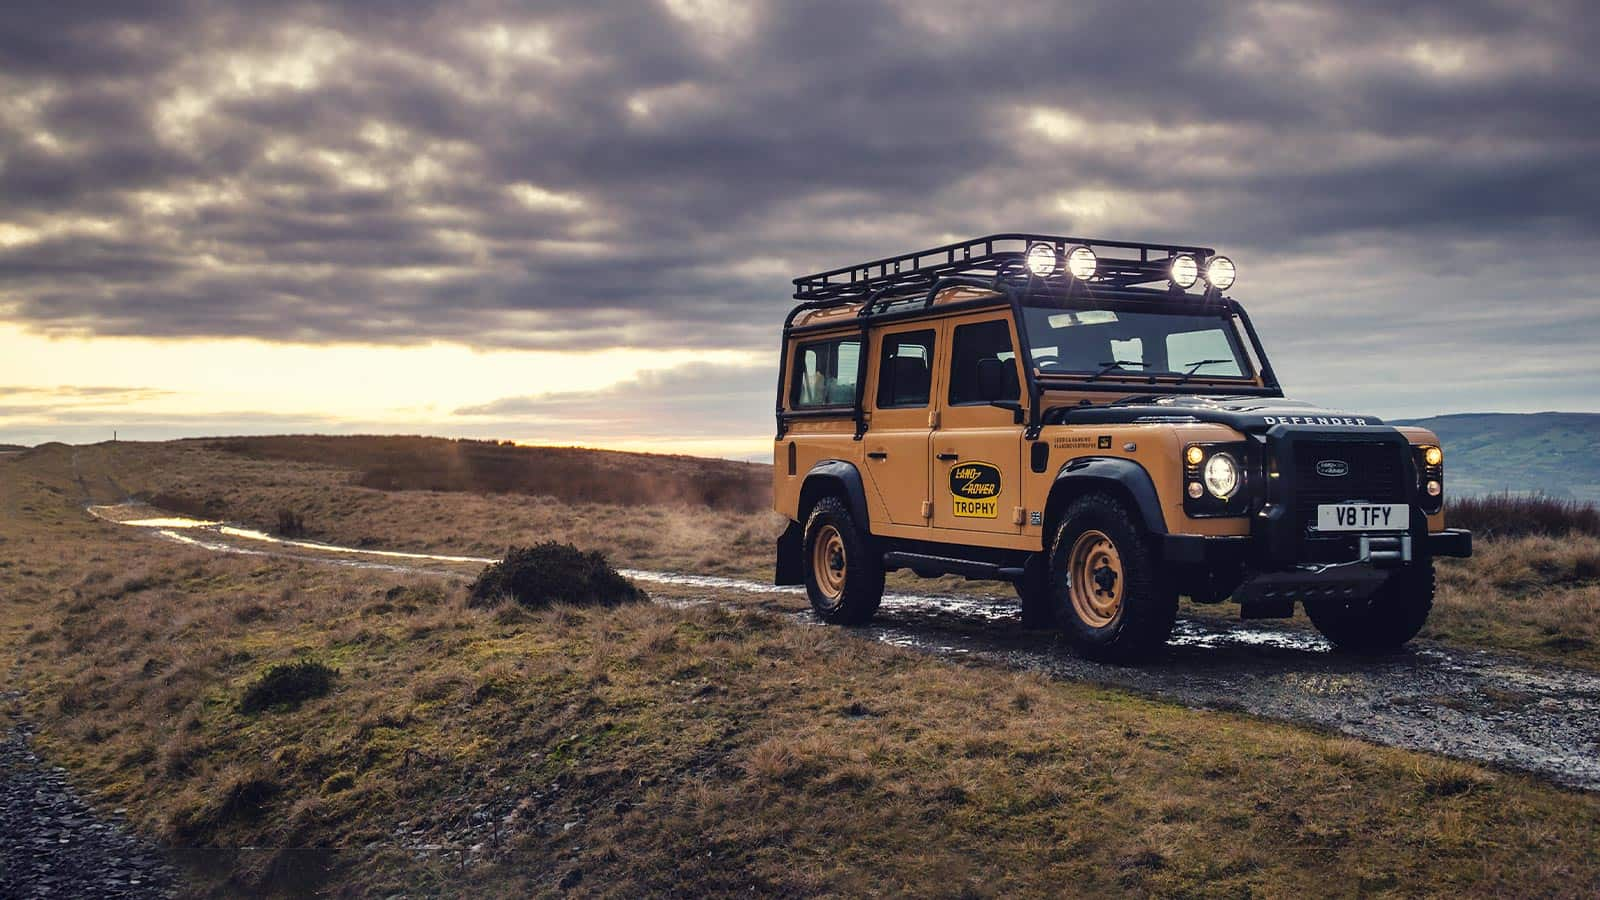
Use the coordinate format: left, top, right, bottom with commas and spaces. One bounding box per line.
86, 504, 1600, 793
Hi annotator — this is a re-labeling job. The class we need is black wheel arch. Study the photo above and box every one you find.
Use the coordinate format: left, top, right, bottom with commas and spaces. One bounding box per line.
777, 460, 872, 586
1042, 457, 1166, 548
798, 459, 871, 530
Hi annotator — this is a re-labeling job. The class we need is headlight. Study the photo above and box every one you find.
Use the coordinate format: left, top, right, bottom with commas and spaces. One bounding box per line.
1066, 245, 1097, 280
1205, 255, 1236, 290
1203, 452, 1239, 498
1026, 242, 1058, 277
1424, 446, 1443, 467
1170, 254, 1199, 289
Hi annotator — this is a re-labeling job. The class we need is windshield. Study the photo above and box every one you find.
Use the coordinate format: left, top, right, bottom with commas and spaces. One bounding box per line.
1019, 305, 1255, 381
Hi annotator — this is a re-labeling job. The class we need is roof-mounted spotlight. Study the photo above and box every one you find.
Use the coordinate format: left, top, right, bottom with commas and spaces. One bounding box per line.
1170, 254, 1199, 289
1025, 242, 1059, 277
1205, 255, 1236, 290
1066, 245, 1097, 280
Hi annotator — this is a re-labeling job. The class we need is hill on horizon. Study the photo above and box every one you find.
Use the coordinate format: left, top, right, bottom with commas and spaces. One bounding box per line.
1396, 412, 1600, 501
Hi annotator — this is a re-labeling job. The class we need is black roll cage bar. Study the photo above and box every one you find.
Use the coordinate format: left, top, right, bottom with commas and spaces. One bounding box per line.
775, 233, 1283, 441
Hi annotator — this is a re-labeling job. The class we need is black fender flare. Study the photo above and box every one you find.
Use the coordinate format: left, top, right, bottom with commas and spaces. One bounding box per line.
1043, 456, 1167, 541
798, 459, 871, 529
776, 460, 872, 586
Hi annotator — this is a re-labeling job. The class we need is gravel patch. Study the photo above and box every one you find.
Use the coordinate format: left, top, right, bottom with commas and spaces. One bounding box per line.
0, 699, 179, 899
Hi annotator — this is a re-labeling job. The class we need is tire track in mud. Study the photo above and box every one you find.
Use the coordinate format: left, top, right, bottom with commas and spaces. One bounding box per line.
87, 503, 1600, 793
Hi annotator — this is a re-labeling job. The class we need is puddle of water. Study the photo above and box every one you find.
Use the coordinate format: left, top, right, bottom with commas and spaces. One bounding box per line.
1169, 620, 1331, 653
90, 504, 495, 565
124, 517, 222, 528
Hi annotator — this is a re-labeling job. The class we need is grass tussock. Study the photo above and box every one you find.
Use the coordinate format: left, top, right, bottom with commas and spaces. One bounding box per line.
1449, 492, 1600, 539
275, 508, 307, 538
239, 660, 337, 714
467, 542, 646, 610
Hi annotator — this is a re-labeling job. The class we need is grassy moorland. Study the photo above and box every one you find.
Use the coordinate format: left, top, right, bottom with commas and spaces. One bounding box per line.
70, 437, 1600, 671
3, 443, 1600, 896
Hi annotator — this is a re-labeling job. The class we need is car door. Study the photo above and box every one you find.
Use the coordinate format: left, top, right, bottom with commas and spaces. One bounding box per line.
929, 313, 1026, 536
862, 325, 936, 526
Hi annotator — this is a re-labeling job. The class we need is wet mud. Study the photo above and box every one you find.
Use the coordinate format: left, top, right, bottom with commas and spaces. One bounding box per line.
88, 503, 1600, 792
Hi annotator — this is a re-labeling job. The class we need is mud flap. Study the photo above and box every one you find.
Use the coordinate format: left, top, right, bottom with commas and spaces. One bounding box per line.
775, 521, 804, 586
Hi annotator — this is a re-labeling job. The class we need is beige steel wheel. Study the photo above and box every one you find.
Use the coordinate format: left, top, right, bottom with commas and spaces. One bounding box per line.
811, 523, 847, 602
1049, 493, 1177, 662
1067, 529, 1125, 628
802, 495, 884, 625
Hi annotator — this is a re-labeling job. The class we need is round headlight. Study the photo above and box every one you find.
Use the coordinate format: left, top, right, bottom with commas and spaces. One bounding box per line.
1026, 243, 1058, 277
1203, 452, 1239, 499
1185, 445, 1205, 466
1424, 446, 1443, 467
1066, 245, 1097, 280
1170, 254, 1198, 289
1205, 255, 1236, 290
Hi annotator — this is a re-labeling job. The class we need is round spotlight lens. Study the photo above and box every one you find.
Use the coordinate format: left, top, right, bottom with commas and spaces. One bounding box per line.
1427, 479, 1442, 497
1424, 446, 1443, 467
1170, 254, 1199, 289
1185, 446, 1205, 466
1026, 243, 1058, 277
1203, 452, 1239, 499
1066, 245, 1098, 280
1205, 255, 1236, 290
1187, 482, 1204, 499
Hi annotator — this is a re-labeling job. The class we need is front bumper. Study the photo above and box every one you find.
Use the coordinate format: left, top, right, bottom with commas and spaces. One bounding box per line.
1162, 528, 1472, 567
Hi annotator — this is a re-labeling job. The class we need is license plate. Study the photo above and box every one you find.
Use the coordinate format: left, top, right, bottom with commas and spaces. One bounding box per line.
1316, 503, 1408, 532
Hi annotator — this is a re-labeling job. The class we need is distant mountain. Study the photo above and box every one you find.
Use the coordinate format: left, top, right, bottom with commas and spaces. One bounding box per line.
1394, 413, 1600, 501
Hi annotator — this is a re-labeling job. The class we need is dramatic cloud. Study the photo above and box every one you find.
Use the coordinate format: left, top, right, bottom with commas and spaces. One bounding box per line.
0, 0, 1596, 447
456, 361, 773, 438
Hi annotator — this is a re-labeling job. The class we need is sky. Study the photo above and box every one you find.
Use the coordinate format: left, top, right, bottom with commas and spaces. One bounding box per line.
1, 0, 1597, 459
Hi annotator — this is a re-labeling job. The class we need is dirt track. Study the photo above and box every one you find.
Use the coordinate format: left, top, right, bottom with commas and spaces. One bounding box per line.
86, 503, 1600, 794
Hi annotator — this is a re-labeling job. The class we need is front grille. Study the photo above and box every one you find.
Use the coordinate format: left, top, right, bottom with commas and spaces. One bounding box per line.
1292, 441, 1408, 529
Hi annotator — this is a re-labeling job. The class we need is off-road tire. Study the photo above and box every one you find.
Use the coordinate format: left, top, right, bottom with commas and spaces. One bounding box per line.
803, 496, 884, 625
1050, 493, 1178, 661
1017, 553, 1054, 629
1306, 560, 1434, 652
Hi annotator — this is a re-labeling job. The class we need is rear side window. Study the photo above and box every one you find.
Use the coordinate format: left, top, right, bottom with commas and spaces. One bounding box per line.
876, 330, 935, 408
791, 337, 861, 408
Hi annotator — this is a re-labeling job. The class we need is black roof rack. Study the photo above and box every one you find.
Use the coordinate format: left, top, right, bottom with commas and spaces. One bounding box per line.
792, 232, 1217, 303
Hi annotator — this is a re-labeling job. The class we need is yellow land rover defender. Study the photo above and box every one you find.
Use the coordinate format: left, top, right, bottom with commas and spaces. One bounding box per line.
772, 234, 1472, 660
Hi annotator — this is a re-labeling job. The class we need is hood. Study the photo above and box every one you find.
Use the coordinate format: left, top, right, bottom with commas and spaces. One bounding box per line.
1049, 395, 1386, 435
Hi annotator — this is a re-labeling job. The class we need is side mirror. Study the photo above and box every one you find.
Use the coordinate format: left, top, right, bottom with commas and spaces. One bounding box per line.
976, 358, 1006, 402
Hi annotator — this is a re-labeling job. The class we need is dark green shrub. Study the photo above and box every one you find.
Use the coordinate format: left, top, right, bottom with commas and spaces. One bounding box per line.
1449, 493, 1600, 539
468, 542, 646, 610
239, 660, 337, 713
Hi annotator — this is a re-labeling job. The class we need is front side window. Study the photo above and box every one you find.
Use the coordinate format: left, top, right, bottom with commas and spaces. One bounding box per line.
876, 329, 935, 408
791, 337, 861, 408
949, 319, 1021, 405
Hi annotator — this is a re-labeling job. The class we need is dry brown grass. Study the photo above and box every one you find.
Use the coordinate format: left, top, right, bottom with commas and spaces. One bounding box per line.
4, 443, 1600, 895
1431, 535, 1600, 663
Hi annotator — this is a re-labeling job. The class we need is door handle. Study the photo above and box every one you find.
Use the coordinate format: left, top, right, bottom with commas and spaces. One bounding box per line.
936, 452, 959, 461
867, 451, 888, 460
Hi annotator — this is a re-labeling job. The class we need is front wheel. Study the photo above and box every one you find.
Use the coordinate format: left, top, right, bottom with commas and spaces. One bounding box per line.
1306, 561, 1434, 652
802, 496, 884, 625
1050, 494, 1177, 661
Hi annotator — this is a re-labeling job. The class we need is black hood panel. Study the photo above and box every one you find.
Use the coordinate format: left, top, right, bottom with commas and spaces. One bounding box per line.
1051, 396, 1386, 435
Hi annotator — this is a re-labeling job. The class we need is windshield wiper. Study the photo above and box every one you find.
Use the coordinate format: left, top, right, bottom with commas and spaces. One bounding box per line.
1174, 358, 1232, 385
1086, 359, 1147, 382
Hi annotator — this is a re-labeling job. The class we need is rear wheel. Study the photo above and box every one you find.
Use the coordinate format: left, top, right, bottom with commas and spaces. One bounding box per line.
803, 496, 884, 625
1306, 560, 1434, 651
1050, 494, 1177, 661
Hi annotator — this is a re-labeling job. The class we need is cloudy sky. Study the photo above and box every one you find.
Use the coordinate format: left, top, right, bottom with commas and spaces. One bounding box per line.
1, 0, 1596, 457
